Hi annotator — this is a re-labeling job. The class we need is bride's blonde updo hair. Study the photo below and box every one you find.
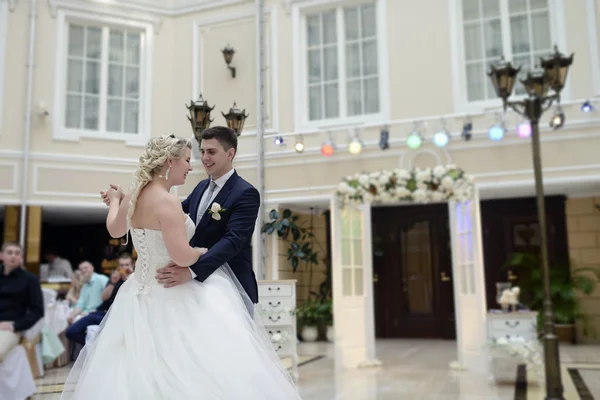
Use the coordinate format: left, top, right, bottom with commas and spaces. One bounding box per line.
126, 134, 192, 227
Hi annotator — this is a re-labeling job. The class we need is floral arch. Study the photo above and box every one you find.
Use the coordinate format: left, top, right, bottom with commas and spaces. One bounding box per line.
336, 165, 475, 206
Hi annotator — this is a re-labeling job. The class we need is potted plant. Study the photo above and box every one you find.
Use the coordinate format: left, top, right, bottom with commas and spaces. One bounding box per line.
296, 298, 322, 342
319, 298, 334, 342
505, 252, 600, 342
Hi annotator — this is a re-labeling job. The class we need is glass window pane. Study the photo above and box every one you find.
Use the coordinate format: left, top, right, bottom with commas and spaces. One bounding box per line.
352, 239, 362, 265
322, 11, 337, 44
126, 33, 141, 65
65, 94, 81, 128
462, 0, 480, 21
83, 96, 99, 130
346, 80, 361, 116
354, 268, 363, 296
342, 213, 351, 237
344, 7, 359, 40
66, 60, 83, 92
482, 0, 500, 17
308, 85, 322, 121
508, 0, 527, 14
108, 65, 123, 97
306, 15, 321, 47
125, 67, 139, 98
323, 47, 338, 80
362, 40, 377, 76
352, 213, 362, 237
68, 25, 84, 57
341, 238, 351, 266
464, 23, 482, 61
109, 30, 124, 62
124, 100, 139, 133
107, 99, 122, 132
308, 49, 321, 84
510, 15, 530, 55
531, 11, 550, 51
345, 43, 360, 77
484, 19, 502, 58
85, 61, 100, 94
86, 27, 102, 59
324, 83, 339, 119
466, 62, 484, 101
530, 0, 548, 10
361, 5, 376, 38
364, 77, 379, 114
342, 268, 352, 296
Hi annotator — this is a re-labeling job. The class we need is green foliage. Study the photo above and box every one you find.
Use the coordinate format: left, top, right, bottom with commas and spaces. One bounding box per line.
261, 208, 319, 273
505, 252, 600, 336
296, 297, 332, 327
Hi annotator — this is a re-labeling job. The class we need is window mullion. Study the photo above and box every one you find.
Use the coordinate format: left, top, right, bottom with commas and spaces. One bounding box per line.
477, 0, 487, 99
337, 7, 347, 119
500, 0, 513, 61
80, 27, 87, 130
121, 31, 127, 133
357, 6, 365, 115
99, 26, 109, 133
526, 2, 535, 67
319, 14, 326, 120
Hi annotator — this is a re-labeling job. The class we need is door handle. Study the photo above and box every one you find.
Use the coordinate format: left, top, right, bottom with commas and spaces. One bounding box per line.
441, 271, 451, 282
373, 273, 379, 283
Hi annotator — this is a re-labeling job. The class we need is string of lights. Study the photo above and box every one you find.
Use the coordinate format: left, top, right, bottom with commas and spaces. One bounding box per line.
269, 99, 597, 156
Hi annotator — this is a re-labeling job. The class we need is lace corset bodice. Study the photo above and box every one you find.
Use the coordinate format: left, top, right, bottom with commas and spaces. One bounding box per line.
130, 215, 196, 294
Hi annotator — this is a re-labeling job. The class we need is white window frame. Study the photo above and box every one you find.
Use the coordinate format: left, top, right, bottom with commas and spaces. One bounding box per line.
292, 0, 390, 132
0, 0, 9, 136
449, 0, 569, 113
52, 8, 154, 146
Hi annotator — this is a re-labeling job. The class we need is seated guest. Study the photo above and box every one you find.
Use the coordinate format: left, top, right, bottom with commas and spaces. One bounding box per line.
65, 270, 84, 307
66, 254, 133, 346
40, 248, 73, 281
66, 261, 108, 325
0, 242, 44, 361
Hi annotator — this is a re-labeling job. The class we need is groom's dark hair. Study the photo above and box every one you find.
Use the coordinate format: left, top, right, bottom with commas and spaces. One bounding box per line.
201, 126, 238, 155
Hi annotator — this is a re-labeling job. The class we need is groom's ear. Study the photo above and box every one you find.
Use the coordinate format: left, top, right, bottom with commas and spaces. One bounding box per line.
227, 147, 236, 161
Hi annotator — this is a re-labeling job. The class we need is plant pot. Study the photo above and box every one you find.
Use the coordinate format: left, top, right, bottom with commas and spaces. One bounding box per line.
326, 325, 335, 342
555, 324, 576, 344
301, 326, 319, 342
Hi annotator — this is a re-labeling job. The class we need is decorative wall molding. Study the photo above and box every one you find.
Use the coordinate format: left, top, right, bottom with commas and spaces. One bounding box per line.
48, 0, 163, 33
0, 161, 18, 195
191, 7, 279, 136
47, 0, 250, 19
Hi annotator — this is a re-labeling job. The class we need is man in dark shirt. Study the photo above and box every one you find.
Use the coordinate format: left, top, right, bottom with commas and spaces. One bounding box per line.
66, 253, 134, 346
0, 241, 44, 361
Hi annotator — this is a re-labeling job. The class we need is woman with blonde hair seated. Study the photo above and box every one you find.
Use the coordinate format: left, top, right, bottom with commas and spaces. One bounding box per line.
66, 270, 83, 307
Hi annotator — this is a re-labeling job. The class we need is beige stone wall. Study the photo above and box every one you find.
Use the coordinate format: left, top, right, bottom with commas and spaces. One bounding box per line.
269, 210, 329, 308
566, 197, 600, 340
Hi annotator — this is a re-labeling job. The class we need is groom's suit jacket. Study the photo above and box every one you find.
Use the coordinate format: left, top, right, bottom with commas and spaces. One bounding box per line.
182, 171, 260, 304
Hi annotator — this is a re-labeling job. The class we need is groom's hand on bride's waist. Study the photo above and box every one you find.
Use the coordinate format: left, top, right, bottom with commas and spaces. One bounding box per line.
156, 262, 193, 288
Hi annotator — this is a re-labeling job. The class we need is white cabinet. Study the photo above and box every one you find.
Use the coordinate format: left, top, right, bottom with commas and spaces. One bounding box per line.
487, 311, 538, 342
257, 280, 298, 381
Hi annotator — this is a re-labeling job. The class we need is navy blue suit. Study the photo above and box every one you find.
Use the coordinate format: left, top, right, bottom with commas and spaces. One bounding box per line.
182, 171, 260, 304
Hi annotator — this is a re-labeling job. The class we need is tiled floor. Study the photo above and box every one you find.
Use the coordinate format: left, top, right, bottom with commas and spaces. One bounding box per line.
33, 339, 600, 399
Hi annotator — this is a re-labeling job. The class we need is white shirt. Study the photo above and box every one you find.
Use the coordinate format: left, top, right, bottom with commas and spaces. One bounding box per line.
189, 168, 235, 279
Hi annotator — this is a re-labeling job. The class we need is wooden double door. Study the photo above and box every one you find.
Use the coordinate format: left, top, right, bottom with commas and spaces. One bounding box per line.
372, 204, 455, 339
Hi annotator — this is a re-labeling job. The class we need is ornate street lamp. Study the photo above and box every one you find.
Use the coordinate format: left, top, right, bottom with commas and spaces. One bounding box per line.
186, 93, 214, 144
488, 45, 574, 400
222, 101, 249, 136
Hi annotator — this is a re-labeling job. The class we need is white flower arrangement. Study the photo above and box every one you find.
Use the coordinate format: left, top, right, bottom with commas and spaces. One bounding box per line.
269, 330, 290, 345
487, 336, 544, 385
336, 165, 475, 207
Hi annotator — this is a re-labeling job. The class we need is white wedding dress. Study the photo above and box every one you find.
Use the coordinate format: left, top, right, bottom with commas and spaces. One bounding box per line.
61, 215, 301, 400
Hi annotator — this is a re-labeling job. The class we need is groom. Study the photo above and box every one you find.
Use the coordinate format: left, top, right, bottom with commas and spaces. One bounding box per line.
104, 126, 260, 304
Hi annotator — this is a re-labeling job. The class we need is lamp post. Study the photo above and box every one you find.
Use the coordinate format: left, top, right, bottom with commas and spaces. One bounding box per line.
186, 95, 249, 144
487, 45, 574, 400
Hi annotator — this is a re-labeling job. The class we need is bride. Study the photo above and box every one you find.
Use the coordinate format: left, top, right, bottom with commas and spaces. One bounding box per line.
61, 135, 301, 400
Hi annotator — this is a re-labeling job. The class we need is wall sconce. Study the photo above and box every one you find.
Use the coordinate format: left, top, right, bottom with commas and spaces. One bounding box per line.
186, 93, 214, 144
221, 44, 236, 78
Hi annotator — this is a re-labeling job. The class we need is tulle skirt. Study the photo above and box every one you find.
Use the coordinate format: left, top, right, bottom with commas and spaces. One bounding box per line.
61, 266, 301, 400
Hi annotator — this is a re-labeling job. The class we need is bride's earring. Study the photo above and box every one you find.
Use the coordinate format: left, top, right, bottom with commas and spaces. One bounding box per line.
165, 166, 171, 180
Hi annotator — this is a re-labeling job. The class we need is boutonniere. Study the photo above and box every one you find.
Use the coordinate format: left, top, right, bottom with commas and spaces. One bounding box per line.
207, 202, 226, 220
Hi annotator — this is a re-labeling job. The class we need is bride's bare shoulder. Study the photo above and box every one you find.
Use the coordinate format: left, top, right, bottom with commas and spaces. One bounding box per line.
156, 192, 183, 211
